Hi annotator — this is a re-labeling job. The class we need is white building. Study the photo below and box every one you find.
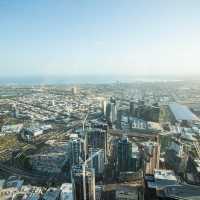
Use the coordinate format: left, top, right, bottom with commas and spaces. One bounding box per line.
154, 169, 178, 189
1, 124, 23, 134
0, 179, 5, 189
43, 188, 60, 200
60, 183, 73, 200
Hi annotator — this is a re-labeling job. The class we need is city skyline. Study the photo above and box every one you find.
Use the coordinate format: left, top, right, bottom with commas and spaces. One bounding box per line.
0, 0, 200, 78
1, 1, 200, 199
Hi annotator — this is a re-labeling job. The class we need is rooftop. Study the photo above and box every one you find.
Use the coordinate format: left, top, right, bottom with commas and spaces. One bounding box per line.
163, 184, 200, 200
60, 183, 73, 200
154, 169, 177, 181
43, 188, 60, 200
0, 179, 5, 189
169, 102, 199, 122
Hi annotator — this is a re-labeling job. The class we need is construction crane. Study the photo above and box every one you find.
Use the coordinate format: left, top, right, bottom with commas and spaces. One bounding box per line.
82, 112, 88, 200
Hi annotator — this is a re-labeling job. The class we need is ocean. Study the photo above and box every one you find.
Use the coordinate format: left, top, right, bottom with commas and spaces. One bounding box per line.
0, 75, 184, 85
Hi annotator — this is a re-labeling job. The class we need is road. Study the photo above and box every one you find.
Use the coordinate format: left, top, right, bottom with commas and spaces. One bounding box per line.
103, 180, 143, 192
0, 162, 67, 183
108, 129, 157, 139
0, 162, 51, 181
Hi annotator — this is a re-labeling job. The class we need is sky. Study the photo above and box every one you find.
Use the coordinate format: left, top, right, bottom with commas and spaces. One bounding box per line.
0, 0, 200, 77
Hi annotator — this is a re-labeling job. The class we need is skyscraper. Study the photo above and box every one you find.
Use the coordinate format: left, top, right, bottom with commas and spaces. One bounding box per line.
100, 99, 107, 116
117, 137, 132, 173
106, 100, 117, 124
150, 103, 160, 122
71, 165, 96, 200
111, 102, 117, 123
70, 138, 81, 166
87, 122, 108, 163
143, 141, 160, 174
88, 148, 105, 177
88, 129, 106, 150
130, 101, 135, 116
106, 103, 112, 122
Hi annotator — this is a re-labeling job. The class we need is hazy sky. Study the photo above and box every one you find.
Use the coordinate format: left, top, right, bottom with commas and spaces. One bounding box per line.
0, 0, 200, 77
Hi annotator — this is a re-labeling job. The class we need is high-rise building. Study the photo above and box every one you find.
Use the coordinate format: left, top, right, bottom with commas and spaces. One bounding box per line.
100, 99, 107, 116
131, 143, 140, 172
106, 103, 112, 122
105, 97, 118, 123
72, 86, 79, 95
111, 102, 117, 123
150, 103, 160, 122
70, 138, 81, 166
71, 165, 96, 200
117, 137, 132, 173
143, 141, 160, 174
88, 148, 105, 176
136, 100, 145, 119
106, 102, 117, 123
95, 185, 103, 200
116, 109, 123, 129
12, 104, 19, 118
87, 127, 107, 163
88, 129, 106, 149
130, 101, 135, 116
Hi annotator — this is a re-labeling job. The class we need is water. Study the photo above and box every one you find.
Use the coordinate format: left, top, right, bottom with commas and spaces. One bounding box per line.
0, 75, 184, 85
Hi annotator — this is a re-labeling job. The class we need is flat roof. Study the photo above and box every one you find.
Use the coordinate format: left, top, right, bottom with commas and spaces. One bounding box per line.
43, 188, 60, 200
163, 185, 200, 200
154, 169, 177, 181
147, 181, 157, 189
169, 102, 199, 121
0, 179, 5, 189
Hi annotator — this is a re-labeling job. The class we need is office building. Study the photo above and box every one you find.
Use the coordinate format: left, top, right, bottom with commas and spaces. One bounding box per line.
60, 183, 73, 200
143, 141, 160, 174
100, 99, 107, 116
95, 185, 103, 200
71, 86, 79, 95
88, 148, 105, 176
106, 97, 117, 124
87, 128, 107, 162
130, 101, 135, 116
71, 165, 96, 200
70, 138, 81, 166
150, 103, 160, 122
117, 137, 132, 173
111, 102, 117, 123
